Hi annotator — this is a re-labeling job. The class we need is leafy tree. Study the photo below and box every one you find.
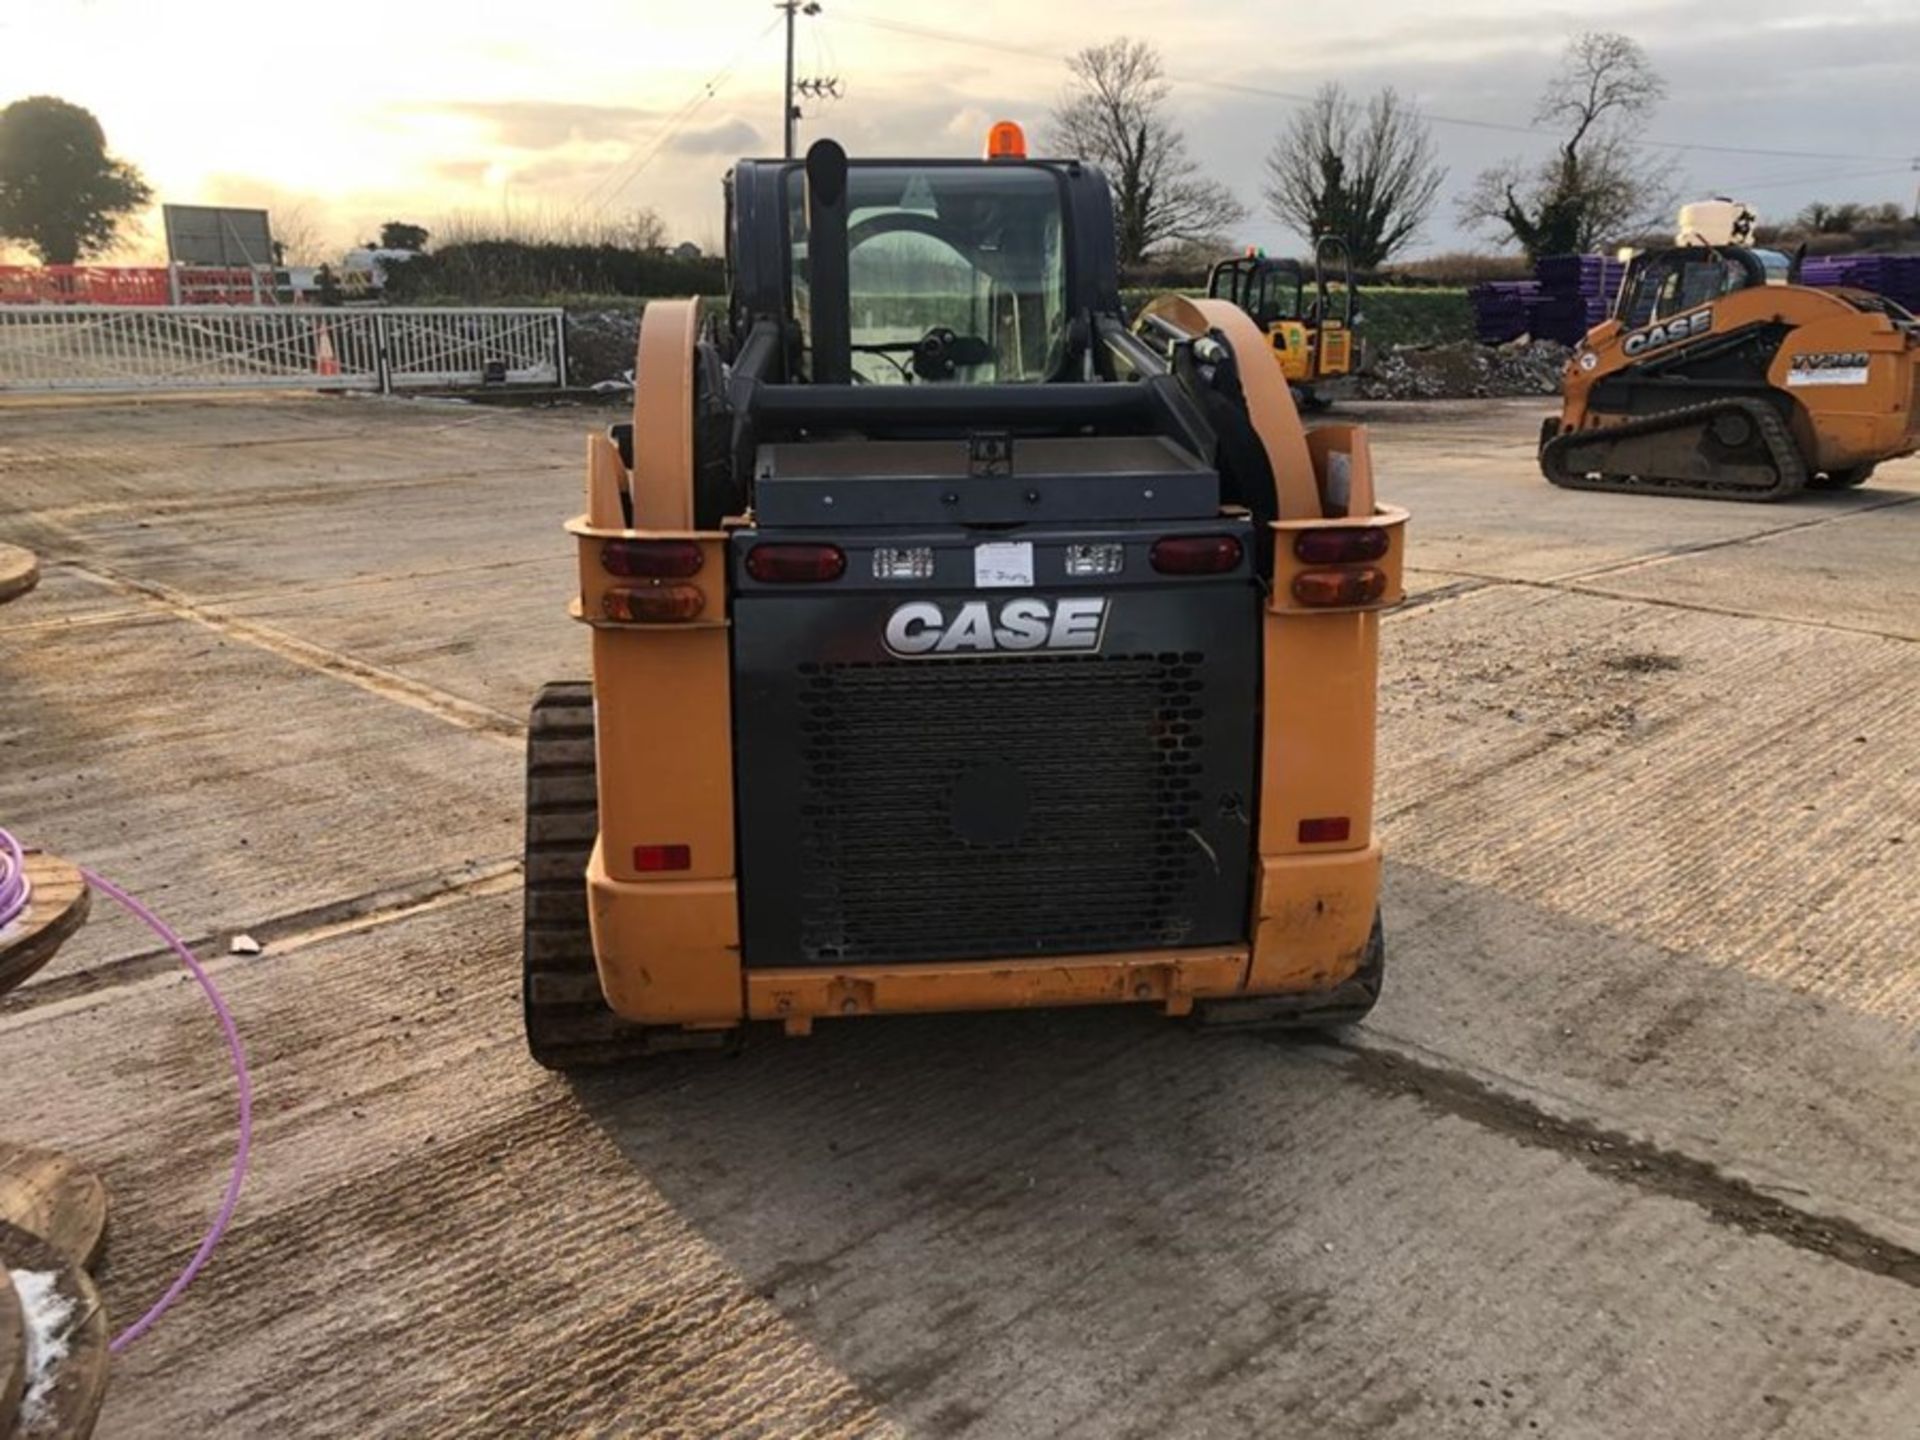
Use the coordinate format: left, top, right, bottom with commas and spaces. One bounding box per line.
377, 220, 429, 251
1263, 84, 1444, 269
0, 96, 152, 264
1047, 38, 1246, 266
1459, 32, 1675, 258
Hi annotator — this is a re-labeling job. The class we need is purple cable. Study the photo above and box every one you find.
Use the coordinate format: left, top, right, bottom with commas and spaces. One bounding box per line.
0, 826, 253, 1353
0, 826, 29, 931
84, 865, 253, 1352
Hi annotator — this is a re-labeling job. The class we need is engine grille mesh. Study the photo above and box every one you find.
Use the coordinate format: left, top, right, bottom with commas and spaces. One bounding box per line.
794, 651, 1215, 964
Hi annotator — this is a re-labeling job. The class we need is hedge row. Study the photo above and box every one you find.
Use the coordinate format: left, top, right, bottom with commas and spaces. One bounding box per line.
383, 242, 725, 304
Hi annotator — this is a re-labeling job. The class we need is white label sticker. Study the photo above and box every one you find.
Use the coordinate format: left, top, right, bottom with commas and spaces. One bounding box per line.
1786, 367, 1869, 387
974, 541, 1034, 588
1325, 451, 1352, 513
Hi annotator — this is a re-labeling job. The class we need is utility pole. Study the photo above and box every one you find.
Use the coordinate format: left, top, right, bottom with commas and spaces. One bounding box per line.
780, 0, 825, 158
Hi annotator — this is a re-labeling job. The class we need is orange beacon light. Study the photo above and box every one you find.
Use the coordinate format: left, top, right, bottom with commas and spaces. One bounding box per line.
985, 121, 1027, 160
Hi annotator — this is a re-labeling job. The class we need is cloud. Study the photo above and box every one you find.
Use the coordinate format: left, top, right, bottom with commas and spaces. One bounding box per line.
667, 116, 763, 156
431, 159, 492, 184
499, 155, 619, 189
427, 100, 659, 150
171, 3, 1920, 260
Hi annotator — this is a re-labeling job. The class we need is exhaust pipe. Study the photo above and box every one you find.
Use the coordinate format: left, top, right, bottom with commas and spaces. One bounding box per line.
804, 139, 852, 385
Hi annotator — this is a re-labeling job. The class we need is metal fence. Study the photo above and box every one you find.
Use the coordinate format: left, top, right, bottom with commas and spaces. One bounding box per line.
0, 306, 567, 394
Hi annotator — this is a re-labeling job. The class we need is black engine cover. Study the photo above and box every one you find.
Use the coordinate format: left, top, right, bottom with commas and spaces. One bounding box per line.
730, 531, 1260, 968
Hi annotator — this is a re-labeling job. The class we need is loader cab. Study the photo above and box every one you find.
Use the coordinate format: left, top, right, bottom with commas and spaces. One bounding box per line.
1614, 245, 1777, 328
724, 147, 1121, 387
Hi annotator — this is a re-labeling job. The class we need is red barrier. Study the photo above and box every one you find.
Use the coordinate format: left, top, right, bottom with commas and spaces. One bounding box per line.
0, 265, 281, 306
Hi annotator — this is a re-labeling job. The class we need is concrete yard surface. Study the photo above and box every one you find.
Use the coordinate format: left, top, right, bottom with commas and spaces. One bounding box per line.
2, 392, 1917, 1438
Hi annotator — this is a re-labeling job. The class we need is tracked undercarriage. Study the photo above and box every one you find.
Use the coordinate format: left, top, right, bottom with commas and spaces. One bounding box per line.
1540, 397, 1808, 502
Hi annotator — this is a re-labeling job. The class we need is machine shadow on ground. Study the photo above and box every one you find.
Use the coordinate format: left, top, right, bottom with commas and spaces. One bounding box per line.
560, 855, 1920, 1434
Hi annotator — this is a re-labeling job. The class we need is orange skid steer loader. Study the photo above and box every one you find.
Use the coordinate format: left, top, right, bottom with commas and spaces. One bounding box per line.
522, 130, 1407, 1068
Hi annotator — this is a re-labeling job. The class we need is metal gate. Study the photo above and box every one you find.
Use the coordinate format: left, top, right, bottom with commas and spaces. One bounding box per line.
0, 306, 567, 394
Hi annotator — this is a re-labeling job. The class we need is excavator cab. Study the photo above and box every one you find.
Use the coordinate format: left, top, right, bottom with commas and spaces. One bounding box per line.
1207, 252, 1305, 326
1205, 238, 1357, 407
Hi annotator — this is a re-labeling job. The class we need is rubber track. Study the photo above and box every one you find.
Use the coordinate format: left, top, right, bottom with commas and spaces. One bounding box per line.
522, 682, 713, 1069
1540, 397, 1809, 502
1191, 912, 1385, 1032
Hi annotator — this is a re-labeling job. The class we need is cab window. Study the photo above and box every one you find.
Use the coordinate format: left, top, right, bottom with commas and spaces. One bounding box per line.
788, 165, 1067, 384
1619, 253, 1755, 326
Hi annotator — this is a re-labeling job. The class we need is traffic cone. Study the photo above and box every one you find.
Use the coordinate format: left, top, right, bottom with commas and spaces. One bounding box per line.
315, 322, 340, 377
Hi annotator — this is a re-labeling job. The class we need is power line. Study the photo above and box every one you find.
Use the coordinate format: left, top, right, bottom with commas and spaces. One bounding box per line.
570, 14, 781, 222
1729, 164, 1915, 196
830, 7, 1914, 167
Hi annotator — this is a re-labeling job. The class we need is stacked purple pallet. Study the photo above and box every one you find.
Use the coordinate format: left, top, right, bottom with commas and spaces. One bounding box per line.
1800, 254, 1920, 313
1530, 255, 1626, 343
1469, 256, 1626, 345
1470, 281, 1540, 343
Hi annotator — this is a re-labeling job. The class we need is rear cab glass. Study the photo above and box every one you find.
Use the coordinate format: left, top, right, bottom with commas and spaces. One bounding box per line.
786, 165, 1068, 384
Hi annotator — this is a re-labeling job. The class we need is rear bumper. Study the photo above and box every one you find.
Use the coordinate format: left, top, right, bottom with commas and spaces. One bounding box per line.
588, 837, 1381, 1029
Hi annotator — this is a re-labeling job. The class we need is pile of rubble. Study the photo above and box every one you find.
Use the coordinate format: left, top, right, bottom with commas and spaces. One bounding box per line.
565, 309, 643, 389
1356, 340, 1571, 400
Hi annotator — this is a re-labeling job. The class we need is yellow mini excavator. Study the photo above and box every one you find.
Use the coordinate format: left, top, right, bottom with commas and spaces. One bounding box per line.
1205, 237, 1357, 409
1541, 200, 1920, 500
520, 127, 1408, 1067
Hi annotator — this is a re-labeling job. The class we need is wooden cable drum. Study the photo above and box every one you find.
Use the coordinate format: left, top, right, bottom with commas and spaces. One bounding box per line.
0, 854, 89, 999
0, 545, 37, 606
0, 1144, 109, 1274
0, 1264, 21, 1440
0, 1222, 109, 1440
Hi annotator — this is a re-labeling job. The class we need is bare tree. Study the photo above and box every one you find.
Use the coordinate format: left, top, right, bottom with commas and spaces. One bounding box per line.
1047, 38, 1246, 266
1459, 32, 1677, 258
269, 204, 330, 267
1263, 84, 1443, 270
615, 207, 667, 252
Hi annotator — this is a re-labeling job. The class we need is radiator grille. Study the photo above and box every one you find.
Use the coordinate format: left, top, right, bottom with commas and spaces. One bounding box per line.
794, 652, 1218, 964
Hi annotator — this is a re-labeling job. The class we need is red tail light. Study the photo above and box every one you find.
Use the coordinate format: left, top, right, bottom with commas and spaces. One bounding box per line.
1292, 568, 1387, 607
633, 844, 692, 872
746, 543, 846, 583
1150, 535, 1243, 575
602, 584, 705, 623
1293, 527, 1389, 564
1298, 817, 1351, 844
602, 539, 704, 578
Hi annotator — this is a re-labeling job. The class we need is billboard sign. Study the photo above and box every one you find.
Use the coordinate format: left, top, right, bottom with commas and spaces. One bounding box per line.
162, 205, 276, 267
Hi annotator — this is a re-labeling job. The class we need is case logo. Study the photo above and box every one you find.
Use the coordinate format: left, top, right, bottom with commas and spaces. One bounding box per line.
884, 597, 1109, 656
1622, 308, 1713, 357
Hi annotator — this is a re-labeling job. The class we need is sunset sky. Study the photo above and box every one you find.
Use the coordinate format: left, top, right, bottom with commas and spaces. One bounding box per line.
4, 0, 1916, 263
